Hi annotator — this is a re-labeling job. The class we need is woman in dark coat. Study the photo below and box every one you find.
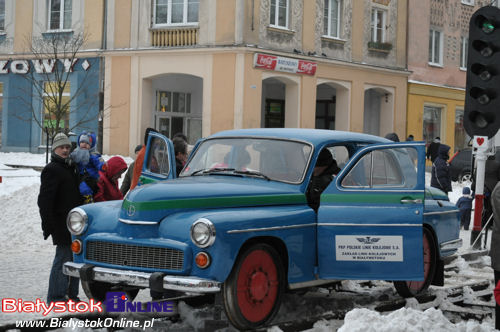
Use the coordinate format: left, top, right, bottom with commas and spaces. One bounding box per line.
430, 144, 452, 194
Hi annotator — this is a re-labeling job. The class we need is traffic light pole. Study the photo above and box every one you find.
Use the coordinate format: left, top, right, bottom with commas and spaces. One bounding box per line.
470, 145, 487, 249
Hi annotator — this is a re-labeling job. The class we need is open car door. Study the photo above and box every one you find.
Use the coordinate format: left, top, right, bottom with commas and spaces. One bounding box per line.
139, 131, 177, 185
317, 142, 426, 281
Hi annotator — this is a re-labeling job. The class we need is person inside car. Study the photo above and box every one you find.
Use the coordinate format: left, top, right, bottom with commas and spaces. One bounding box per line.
307, 148, 341, 211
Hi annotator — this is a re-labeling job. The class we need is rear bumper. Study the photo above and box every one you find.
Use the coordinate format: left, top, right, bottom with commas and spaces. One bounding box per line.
63, 262, 221, 293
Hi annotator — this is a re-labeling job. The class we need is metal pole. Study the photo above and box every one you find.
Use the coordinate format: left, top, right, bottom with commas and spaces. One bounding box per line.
45, 127, 49, 164
470, 137, 488, 249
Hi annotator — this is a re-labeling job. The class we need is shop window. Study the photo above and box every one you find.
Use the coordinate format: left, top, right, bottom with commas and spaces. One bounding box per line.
48, 0, 72, 31
460, 36, 468, 70
323, 0, 341, 38
371, 8, 386, 43
429, 29, 443, 66
423, 105, 442, 145
41, 82, 70, 146
454, 108, 470, 151
153, 0, 199, 26
265, 99, 285, 128
270, 0, 289, 29
315, 99, 335, 129
155, 90, 201, 144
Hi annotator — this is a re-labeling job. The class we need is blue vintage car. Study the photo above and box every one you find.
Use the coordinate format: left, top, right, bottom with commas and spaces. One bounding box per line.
64, 128, 461, 330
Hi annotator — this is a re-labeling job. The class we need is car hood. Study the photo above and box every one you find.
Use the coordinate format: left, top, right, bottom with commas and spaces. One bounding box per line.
120, 176, 305, 222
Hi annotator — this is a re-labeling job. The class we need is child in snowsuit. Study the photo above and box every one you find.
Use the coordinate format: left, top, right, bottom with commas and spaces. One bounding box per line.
70, 132, 106, 203
456, 187, 474, 230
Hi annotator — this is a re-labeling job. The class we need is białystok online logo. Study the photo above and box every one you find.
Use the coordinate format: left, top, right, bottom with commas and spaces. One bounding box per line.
1, 298, 102, 315
105, 292, 174, 313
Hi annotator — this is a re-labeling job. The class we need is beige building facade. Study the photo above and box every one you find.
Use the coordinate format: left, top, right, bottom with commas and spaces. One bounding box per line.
103, 0, 410, 156
0, 0, 410, 155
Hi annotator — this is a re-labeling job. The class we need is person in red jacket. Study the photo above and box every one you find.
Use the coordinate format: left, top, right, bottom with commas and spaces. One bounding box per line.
94, 156, 128, 202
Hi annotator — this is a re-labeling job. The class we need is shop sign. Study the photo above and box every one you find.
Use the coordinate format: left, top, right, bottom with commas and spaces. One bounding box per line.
0, 58, 90, 75
253, 53, 317, 76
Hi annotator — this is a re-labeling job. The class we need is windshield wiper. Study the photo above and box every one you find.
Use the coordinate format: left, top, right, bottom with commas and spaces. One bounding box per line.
233, 170, 271, 181
190, 167, 235, 176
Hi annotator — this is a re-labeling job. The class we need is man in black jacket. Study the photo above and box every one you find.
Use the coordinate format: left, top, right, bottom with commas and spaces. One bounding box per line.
307, 148, 341, 211
38, 133, 83, 304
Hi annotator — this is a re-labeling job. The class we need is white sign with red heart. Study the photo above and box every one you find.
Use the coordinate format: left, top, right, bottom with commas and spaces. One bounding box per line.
473, 135, 489, 150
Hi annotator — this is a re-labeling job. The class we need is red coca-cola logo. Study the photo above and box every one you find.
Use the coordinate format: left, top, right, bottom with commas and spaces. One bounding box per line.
297, 61, 316, 75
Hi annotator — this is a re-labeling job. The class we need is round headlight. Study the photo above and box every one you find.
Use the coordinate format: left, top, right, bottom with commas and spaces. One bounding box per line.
66, 207, 88, 235
190, 218, 216, 248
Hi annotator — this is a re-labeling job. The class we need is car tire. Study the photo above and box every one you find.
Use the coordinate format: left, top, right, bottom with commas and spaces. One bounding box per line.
459, 171, 471, 183
393, 227, 437, 298
222, 243, 285, 330
81, 280, 139, 304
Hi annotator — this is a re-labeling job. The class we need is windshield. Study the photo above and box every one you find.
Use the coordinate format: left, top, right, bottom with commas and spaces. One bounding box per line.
180, 137, 313, 183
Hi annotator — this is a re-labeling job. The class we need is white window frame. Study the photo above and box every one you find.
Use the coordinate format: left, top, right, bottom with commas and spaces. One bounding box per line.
323, 0, 341, 38
153, 0, 199, 27
461, 0, 474, 6
371, 8, 386, 43
270, 0, 289, 29
460, 36, 468, 70
47, 0, 72, 31
429, 29, 443, 66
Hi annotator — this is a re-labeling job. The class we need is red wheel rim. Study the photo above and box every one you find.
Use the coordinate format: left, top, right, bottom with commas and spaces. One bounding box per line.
236, 249, 279, 322
406, 232, 431, 292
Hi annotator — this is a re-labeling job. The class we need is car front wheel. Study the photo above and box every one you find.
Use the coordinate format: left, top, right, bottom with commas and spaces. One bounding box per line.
222, 243, 285, 330
459, 171, 471, 183
393, 227, 437, 297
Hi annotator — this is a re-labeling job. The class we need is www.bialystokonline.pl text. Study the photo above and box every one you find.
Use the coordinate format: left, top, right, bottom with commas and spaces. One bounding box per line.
15, 317, 156, 330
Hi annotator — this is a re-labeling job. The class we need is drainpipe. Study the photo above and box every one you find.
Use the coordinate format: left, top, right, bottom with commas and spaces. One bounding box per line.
97, 0, 107, 153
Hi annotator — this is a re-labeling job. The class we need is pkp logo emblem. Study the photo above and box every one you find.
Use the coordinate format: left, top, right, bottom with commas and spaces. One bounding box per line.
127, 204, 136, 217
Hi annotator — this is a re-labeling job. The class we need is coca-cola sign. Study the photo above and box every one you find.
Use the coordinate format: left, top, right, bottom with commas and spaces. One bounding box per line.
253, 53, 316, 76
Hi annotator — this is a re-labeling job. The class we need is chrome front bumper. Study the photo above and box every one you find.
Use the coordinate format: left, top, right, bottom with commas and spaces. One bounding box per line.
63, 262, 221, 293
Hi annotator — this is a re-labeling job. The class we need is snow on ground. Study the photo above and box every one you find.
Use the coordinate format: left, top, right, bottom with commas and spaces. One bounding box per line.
0, 152, 496, 331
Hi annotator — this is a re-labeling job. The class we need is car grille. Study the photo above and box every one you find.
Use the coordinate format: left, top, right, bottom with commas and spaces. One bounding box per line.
86, 240, 184, 271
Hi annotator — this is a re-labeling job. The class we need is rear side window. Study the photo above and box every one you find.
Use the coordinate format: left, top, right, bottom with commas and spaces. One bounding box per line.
341, 147, 417, 189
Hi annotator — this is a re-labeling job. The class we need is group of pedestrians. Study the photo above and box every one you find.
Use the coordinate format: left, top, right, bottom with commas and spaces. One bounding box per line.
38, 129, 191, 304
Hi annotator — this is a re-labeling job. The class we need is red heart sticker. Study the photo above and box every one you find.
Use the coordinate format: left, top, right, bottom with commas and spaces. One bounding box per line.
477, 137, 485, 146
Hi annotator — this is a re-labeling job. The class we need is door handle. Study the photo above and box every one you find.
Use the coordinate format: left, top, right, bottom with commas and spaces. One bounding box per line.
400, 199, 422, 204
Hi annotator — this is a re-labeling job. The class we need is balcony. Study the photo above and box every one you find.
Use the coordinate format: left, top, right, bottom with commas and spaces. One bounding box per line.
367, 41, 393, 53
151, 27, 198, 47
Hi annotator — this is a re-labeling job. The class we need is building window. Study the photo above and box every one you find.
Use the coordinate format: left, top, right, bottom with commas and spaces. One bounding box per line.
461, 0, 474, 5
454, 108, 470, 151
460, 36, 468, 70
42, 82, 70, 146
155, 91, 201, 144
48, 0, 72, 31
429, 29, 443, 66
0, 0, 5, 31
323, 0, 341, 38
371, 8, 386, 43
154, 0, 199, 26
423, 105, 442, 145
270, 0, 289, 29
315, 99, 335, 129
265, 99, 285, 128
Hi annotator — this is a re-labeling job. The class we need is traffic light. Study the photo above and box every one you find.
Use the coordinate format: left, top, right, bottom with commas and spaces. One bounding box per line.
464, 6, 500, 138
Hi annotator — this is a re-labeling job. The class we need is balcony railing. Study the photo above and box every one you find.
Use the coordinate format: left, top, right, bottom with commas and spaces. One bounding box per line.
151, 28, 199, 47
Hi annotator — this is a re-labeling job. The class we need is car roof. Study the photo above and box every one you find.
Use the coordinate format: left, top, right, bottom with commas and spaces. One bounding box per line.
209, 128, 390, 146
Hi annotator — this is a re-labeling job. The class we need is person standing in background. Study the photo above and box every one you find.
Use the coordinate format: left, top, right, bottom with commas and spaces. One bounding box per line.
120, 144, 143, 196
426, 137, 441, 163
489, 181, 500, 330
38, 133, 82, 304
430, 144, 452, 195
